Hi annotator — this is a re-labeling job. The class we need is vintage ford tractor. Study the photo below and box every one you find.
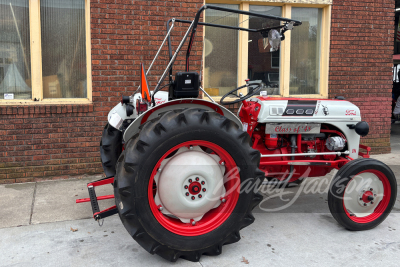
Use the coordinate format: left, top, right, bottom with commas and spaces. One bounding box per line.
77, 5, 397, 262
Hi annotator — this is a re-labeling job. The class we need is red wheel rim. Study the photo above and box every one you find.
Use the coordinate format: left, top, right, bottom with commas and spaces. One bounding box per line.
343, 169, 391, 223
148, 140, 240, 236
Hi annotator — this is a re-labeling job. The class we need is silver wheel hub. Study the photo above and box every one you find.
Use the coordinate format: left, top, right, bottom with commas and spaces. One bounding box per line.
154, 146, 226, 223
343, 172, 384, 217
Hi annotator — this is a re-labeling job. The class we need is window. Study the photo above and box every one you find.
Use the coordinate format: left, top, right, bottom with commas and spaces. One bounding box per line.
204, 4, 239, 97
290, 8, 323, 95
0, 0, 31, 100
248, 5, 282, 96
0, 0, 91, 103
204, 2, 331, 98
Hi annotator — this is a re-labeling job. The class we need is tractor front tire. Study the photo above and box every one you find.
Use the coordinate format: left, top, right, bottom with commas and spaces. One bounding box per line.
114, 108, 264, 262
328, 158, 397, 231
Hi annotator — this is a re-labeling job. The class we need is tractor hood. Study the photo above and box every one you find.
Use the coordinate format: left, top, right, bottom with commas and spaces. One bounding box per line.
247, 97, 362, 123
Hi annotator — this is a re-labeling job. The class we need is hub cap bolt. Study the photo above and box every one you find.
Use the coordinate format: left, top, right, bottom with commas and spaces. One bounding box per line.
192, 221, 196, 225
199, 194, 202, 198
371, 201, 374, 204
201, 181, 205, 185
184, 185, 188, 189
203, 188, 206, 192
221, 161, 225, 166
374, 194, 377, 197
158, 168, 161, 172
185, 192, 189, 196
222, 198, 226, 203
189, 146, 193, 150
363, 203, 367, 206
159, 206, 163, 211
195, 177, 199, 181
370, 188, 373, 191
191, 196, 195, 200
359, 198, 362, 201
189, 179, 192, 183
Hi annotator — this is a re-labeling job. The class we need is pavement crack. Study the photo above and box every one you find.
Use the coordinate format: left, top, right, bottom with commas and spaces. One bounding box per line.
29, 182, 37, 225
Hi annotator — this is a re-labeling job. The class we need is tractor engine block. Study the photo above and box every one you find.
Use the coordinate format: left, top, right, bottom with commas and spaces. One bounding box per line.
252, 124, 347, 181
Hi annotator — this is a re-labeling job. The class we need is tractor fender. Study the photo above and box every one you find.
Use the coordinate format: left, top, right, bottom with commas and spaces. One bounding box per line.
107, 91, 169, 129
123, 99, 243, 142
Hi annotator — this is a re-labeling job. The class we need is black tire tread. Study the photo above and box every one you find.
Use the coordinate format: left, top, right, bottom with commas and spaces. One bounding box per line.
328, 158, 397, 231
114, 108, 264, 262
100, 123, 123, 177
328, 157, 379, 226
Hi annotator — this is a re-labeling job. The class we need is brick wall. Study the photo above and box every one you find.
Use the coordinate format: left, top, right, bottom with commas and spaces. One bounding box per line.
0, 0, 203, 184
0, 0, 395, 184
329, 0, 394, 153
0, 105, 102, 184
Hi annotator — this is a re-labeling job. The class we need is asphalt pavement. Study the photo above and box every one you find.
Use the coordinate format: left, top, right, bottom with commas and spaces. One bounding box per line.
0, 123, 400, 266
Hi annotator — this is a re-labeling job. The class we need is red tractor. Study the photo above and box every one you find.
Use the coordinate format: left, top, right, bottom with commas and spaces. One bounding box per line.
77, 5, 397, 262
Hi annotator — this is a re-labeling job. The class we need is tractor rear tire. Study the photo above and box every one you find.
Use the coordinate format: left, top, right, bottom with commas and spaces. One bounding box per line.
100, 123, 123, 178
114, 108, 264, 262
328, 158, 397, 231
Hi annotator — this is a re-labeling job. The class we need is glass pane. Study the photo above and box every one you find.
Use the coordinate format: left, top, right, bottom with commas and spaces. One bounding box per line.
248, 6, 282, 96
290, 8, 322, 95
0, 0, 31, 99
41, 0, 86, 98
204, 4, 239, 97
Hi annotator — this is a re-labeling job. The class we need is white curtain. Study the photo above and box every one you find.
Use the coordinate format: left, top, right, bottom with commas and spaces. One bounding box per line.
41, 0, 86, 98
0, 0, 31, 99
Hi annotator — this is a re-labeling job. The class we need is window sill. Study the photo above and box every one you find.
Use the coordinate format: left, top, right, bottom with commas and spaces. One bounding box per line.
203, 94, 328, 101
0, 98, 92, 105
0, 99, 93, 115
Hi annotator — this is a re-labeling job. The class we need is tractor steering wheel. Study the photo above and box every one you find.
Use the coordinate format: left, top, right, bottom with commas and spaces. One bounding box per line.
220, 82, 262, 105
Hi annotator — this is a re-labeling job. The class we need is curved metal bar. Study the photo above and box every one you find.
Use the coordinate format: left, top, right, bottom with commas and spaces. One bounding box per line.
185, 4, 302, 71
148, 18, 175, 75
166, 18, 174, 84
135, 19, 175, 95
204, 5, 302, 25
200, 86, 216, 103
163, 4, 303, 92
152, 20, 195, 103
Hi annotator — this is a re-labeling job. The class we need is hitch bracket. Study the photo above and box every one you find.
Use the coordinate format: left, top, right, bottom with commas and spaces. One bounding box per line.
76, 177, 117, 221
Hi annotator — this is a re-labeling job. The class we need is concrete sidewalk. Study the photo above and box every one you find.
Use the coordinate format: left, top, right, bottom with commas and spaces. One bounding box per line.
0, 176, 115, 229
0, 154, 399, 266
